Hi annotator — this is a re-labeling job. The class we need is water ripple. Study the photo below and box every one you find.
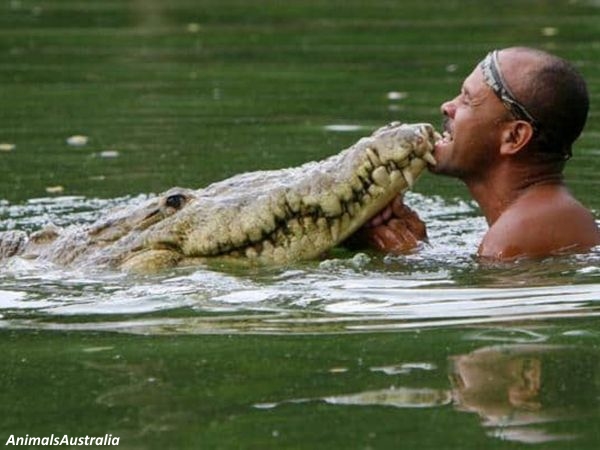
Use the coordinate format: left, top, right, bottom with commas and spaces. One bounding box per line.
1, 193, 600, 334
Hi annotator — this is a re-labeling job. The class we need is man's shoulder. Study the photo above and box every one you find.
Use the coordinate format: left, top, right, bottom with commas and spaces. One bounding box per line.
479, 187, 599, 260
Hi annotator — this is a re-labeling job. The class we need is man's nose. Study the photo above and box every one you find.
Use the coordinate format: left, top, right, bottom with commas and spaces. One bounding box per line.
440, 100, 456, 118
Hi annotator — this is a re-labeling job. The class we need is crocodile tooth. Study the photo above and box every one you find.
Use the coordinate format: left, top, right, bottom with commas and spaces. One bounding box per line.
349, 174, 363, 191
273, 246, 287, 263
302, 216, 317, 233
390, 146, 412, 163
368, 184, 385, 197
260, 214, 276, 234
335, 183, 353, 202
330, 218, 341, 241
245, 231, 259, 244
357, 165, 370, 180
340, 213, 351, 232
402, 166, 415, 188
357, 174, 371, 191
371, 166, 391, 187
271, 199, 288, 220
316, 217, 328, 231
302, 194, 318, 207
366, 147, 381, 166
312, 229, 330, 252
345, 201, 357, 217
272, 229, 287, 246
410, 156, 426, 173
287, 218, 302, 234
389, 169, 402, 187
227, 221, 244, 244
397, 157, 410, 169
319, 193, 343, 217
422, 151, 437, 166
245, 246, 259, 258
262, 240, 275, 257
298, 235, 312, 255
285, 191, 302, 213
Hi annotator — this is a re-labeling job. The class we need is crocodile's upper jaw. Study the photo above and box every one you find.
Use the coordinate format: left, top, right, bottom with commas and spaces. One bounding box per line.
115, 122, 437, 271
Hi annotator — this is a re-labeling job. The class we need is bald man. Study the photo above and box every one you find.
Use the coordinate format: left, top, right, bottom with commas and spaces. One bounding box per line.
359, 47, 600, 260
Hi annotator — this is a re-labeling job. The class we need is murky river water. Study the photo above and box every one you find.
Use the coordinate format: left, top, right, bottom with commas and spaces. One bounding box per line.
1, 1, 600, 448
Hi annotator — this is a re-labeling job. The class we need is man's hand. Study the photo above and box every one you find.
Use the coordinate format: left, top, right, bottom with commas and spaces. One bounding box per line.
345, 195, 427, 253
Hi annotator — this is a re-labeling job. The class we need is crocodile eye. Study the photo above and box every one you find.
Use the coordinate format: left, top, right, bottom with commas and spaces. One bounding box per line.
165, 193, 186, 209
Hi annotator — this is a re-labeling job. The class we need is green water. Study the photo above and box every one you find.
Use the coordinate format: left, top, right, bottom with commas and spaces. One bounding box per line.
2, 0, 600, 448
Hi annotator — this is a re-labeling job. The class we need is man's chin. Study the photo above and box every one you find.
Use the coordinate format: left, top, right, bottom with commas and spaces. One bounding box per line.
434, 138, 452, 154
430, 142, 452, 173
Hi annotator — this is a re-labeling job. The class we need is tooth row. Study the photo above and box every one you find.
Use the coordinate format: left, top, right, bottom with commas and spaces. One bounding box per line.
221, 150, 436, 259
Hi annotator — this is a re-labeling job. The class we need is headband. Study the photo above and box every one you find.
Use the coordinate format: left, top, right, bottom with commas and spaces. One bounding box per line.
480, 50, 540, 131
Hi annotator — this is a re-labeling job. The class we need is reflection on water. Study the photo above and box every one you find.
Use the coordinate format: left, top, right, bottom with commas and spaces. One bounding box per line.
254, 344, 600, 444
449, 345, 599, 443
254, 387, 453, 410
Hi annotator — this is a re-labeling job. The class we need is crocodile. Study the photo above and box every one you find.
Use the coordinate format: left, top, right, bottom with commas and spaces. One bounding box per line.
0, 122, 437, 272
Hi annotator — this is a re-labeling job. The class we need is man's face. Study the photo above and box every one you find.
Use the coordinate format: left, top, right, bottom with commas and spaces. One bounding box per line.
432, 62, 511, 181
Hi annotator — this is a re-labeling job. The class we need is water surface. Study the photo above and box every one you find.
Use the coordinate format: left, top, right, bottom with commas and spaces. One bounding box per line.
1, 1, 600, 448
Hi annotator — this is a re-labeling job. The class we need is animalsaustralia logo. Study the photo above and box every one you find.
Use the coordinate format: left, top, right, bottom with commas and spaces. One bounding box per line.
5, 434, 120, 446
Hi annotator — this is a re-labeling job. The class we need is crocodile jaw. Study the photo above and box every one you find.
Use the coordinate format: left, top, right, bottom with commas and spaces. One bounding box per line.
247, 123, 436, 263
117, 122, 437, 271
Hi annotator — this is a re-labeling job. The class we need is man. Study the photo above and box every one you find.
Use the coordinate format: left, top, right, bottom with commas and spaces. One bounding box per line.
360, 47, 600, 260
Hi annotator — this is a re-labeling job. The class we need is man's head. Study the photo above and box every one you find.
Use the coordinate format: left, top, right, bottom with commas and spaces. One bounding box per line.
433, 47, 589, 180
488, 47, 589, 160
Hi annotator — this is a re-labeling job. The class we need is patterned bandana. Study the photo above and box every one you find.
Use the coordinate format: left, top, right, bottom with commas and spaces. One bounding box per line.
480, 50, 540, 131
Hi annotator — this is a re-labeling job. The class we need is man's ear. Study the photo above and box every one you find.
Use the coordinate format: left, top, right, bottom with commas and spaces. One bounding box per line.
499, 121, 534, 156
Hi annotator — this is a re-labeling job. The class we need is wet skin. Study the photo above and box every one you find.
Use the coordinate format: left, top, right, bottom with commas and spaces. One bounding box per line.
365, 48, 600, 260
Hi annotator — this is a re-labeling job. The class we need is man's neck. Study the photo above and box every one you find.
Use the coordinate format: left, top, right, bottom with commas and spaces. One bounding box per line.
465, 159, 564, 226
